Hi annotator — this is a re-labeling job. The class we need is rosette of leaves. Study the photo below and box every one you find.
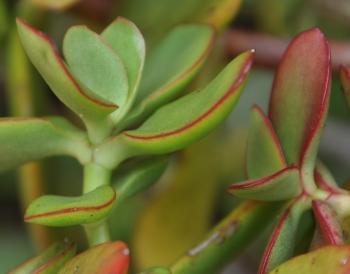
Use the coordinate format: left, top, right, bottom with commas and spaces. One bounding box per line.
7, 16, 254, 271
228, 28, 350, 274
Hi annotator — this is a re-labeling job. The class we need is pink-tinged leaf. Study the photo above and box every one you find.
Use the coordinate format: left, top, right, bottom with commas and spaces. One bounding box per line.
314, 162, 345, 195
9, 240, 76, 274
268, 28, 331, 167
228, 166, 301, 201
269, 245, 350, 274
58, 241, 129, 274
312, 200, 343, 245
16, 19, 116, 124
247, 105, 287, 179
340, 65, 350, 108
258, 199, 307, 274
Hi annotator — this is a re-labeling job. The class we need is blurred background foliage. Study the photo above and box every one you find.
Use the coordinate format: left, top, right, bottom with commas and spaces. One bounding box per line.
0, 0, 350, 273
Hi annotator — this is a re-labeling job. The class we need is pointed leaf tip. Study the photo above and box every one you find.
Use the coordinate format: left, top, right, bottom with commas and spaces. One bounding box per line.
268, 28, 331, 167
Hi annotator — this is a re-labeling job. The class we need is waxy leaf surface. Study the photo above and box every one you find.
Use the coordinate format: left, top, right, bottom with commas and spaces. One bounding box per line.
122, 24, 215, 128
16, 19, 116, 123
114, 157, 169, 204
10, 240, 76, 274
102, 17, 145, 111
312, 200, 343, 245
58, 241, 129, 274
247, 105, 287, 179
228, 167, 301, 201
314, 162, 345, 195
259, 200, 306, 274
269, 245, 350, 274
0, 117, 90, 172
25, 186, 116, 226
64, 26, 128, 106
117, 51, 253, 159
269, 28, 331, 166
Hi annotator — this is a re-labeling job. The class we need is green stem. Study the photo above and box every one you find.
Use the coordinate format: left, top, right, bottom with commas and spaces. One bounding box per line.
83, 163, 112, 246
169, 201, 282, 274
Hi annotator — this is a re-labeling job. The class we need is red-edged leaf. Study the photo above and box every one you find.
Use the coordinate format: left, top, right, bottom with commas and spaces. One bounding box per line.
312, 200, 343, 245
228, 166, 301, 201
268, 28, 331, 167
58, 241, 129, 274
258, 199, 307, 274
247, 105, 287, 179
340, 65, 350, 108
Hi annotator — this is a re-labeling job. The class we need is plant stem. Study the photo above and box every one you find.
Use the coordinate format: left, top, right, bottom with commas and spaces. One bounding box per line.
169, 201, 282, 274
83, 162, 112, 246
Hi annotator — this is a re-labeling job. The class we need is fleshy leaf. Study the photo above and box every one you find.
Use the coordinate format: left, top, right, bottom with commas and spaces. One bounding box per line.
114, 157, 169, 204
0, 117, 90, 172
9, 240, 75, 274
312, 200, 343, 245
58, 241, 129, 274
63, 26, 129, 106
30, 0, 80, 10
95, 51, 253, 168
314, 162, 345, 195
120, 24, 215, 128
247, 105, 287, 179
269, 245, 350, 274
228, 166, 301, 201
25, 185, 116, 226
340, 65, 350, 108
138, 267, 171, 274
258, 199, 307, 274
101, 17, 145, 120
16, 19, 116, 123
268, 28, 331, 166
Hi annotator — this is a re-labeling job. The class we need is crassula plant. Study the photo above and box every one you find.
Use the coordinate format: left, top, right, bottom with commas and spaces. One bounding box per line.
228, 28, 350, 273
6, 17, 254, 273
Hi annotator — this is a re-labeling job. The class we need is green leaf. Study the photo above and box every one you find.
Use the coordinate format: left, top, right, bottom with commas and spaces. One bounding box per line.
258, 199, 308, 274
0, 117, 90, 172
314, 162, 345, 195
16, 19, 116, 124
269, 245, 350, 274
268, 28, 331, 167
312, 200, 343, 245
138, 267, 171, 274
58, 241, 129, 274
247, 105, 287, 179
340, 65, 350, 108
25, 185, 116, 226
101, 17, 145, 122
114, 157, 169, 204
228, 166, 301, 201
9, 240, 75, 274
120, 24, 215, 128
63, 26, 129, 107
30, 0, 80, 10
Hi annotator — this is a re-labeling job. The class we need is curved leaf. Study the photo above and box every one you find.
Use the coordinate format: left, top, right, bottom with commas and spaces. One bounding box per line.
63, 26, 128, 107
0, 117, 90, 172
10, 240, 76, 274
312, 200, 343, 245
120, 24, 215, 128
314, 162, 345, 195
258, 199, 308, 274
247, 105, 287, 179
228, 166, 301, 201
95, 51, 253, 168
268, 28, 331, 167
25, 186, 116, 226
16, 19, 116, 141
340, 65, 350, 108
138, 267, 171, 274
114, 157, 169, 204
269, 245, 350, 274
101, 17, 145, 121
58, 241, 129, 274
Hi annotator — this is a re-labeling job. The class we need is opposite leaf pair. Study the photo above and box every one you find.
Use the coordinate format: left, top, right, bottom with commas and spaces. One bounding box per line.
228, 28, 350, 274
